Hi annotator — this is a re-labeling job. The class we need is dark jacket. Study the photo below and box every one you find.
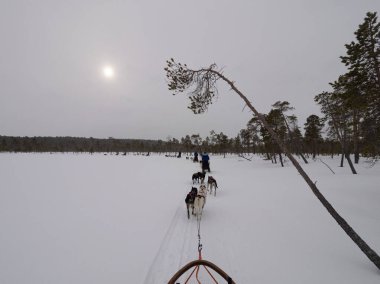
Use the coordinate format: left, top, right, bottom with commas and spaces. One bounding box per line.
201, 153, 209, 162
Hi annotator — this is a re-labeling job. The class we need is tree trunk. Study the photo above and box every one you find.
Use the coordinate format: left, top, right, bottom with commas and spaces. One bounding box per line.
342, 129, 357, 175
329, 112, 357, 174
312, 140, 317, 159
266, 152, 271, 160
211, 69, 380, 269
354, 150, 360, 164
299, 152, 308, 164
272, 151, 277, 164
345, 152, 357, 174
279, 152, 284, 167
353, 111, 360, 164
340, 152, 344, 167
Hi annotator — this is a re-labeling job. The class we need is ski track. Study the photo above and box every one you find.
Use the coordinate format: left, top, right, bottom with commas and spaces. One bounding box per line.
144, 197, 198, 283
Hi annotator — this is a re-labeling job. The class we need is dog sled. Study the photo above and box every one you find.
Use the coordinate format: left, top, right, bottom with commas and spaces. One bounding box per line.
167, 259, 235, 283
169, 228, 234, 283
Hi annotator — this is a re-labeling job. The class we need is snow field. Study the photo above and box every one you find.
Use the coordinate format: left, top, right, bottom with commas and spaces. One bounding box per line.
0, 153, 379, 283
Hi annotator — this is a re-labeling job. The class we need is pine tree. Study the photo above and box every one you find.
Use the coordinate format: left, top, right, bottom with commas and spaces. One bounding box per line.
315, 91, 357, 174
304, 115, 324, 159
340, 11, 380, 158
272, 101, 308, 163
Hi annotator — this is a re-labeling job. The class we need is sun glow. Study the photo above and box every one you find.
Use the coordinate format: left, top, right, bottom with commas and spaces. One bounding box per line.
103, 66, 115, 79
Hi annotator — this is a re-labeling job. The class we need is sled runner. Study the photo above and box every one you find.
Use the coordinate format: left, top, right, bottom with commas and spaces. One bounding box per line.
167, 259, 235, 283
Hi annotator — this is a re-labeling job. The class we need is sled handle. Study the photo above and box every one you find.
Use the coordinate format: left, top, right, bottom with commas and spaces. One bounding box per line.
167, 259, 235, 284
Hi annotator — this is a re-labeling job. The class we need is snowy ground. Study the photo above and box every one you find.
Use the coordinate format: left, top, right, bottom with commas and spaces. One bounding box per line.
0, 153, 379, 283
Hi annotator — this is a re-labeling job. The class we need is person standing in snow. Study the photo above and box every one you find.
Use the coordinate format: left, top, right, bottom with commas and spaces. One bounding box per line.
193, 151, 199, 162
201, 152, 210, 172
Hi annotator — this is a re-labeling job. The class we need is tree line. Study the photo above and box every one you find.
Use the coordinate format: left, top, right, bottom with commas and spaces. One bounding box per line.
235, 11, 380, 169
0, 127, 339, 157
0, 136, 167, 153
313, 11, 380, 172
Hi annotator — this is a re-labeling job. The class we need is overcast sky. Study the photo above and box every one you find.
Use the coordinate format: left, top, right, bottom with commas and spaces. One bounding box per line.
0, 0, 379, 140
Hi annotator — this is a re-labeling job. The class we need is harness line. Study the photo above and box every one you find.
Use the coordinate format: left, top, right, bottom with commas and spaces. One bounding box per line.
169, 186, 234, 284
195, 210, 203, 283
184, 204, 218, 284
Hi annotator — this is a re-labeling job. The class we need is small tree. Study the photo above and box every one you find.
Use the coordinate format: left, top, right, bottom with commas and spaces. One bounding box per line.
266, 109, 287, 166
272, 101, 308, 163
315, 91, 358, 174
217, 132, 229, 157
304, 114, 324, 159
233, 135, 242, 154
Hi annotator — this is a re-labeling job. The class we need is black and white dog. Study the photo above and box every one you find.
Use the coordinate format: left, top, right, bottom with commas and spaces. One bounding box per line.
192, 171, 206, 184
207, 176, 218, 196
185, 187, 198, 219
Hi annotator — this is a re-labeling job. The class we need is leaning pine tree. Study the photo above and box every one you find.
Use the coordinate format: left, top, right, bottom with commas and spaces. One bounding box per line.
164, 59, 380, 270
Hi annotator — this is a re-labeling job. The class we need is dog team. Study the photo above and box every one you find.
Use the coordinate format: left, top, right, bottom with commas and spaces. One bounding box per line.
185, 170, 218, 219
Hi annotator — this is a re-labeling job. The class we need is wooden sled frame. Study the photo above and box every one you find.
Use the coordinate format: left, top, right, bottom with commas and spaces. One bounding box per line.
167, 259, 236, 284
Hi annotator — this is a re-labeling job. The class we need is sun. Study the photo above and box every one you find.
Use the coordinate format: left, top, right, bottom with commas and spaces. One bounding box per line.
103, 66, 115, 78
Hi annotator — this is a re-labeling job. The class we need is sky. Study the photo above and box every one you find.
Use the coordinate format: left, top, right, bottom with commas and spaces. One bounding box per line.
0, 0, 379, 140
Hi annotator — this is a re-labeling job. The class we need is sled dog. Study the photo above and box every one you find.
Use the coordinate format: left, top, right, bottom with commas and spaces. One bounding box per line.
192, 172, 206, 184
193, 185, 207, 217
185, 187, 197, 219
207, 176, 218, 196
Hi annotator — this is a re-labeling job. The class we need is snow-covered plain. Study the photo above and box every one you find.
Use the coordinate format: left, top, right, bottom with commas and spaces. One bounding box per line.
0, 153, 379, 283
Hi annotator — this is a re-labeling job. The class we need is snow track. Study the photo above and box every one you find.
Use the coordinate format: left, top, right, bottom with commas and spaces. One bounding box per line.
144, 199, 198, 284
144, 181, 234, 283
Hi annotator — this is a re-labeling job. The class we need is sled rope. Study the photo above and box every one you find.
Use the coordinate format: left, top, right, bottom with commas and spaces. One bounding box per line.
183, 210, 219, 284
197, 213, 203, 256
196, 214, 203, 284
168, 185, 235, 283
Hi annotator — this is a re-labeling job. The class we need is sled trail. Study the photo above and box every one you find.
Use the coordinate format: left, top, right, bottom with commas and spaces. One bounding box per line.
144, 200, 198, 284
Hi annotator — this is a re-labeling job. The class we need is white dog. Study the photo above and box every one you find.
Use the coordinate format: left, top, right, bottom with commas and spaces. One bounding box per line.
193, 184, 207, 218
